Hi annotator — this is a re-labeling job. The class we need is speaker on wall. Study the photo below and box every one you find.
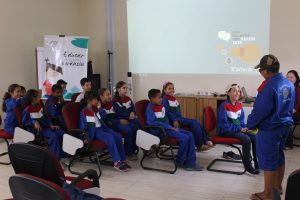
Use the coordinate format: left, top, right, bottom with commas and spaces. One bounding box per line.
88, 74, 101, 91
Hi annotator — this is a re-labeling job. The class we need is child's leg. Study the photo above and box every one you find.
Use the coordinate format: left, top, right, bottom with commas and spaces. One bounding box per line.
115, 124, 135, 156
222, 132, 252, 168
42, 128, 62, 160
179, 117, 207, 147
180, 130, 197, 167
105, 128, 127, 161
94, 128, 121, 162
166, 129, 189, 166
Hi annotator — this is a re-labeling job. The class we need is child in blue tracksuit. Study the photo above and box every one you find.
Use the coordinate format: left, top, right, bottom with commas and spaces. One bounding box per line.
112, 81, 141, 137
247, 55, 295, 200
146, 89, 204, 171
79, 91, 129, 172
217, 84, 259, 175
99, 88, 138, 160
162, 82, 213, 151
2, 84, 22, 135
22, 89, 64, 160
45, 84, 67, 131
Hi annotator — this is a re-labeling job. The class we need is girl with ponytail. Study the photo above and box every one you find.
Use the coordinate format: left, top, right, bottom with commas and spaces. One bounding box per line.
2, 84, 22, 135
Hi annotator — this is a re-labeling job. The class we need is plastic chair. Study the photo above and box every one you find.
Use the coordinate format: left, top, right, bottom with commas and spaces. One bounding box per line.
0, 115, 13, 165
135, 100, 178, 174
62, 102, 111, 177
204, 106, 246, 175
285, 169, 300, 200
9, 174, 72, 200
71, 92, 81, 103
8, 143, 100, 192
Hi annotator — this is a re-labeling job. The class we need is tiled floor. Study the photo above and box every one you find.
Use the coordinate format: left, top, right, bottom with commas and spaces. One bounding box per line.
1, 142, 300, 200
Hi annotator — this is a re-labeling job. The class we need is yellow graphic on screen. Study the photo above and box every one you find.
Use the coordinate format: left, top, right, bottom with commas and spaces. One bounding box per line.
230, 44, 261, 64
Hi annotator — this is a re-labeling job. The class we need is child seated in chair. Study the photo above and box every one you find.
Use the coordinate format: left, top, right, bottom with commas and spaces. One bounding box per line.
45, 84, 67, 131
99, 88, 138, 161
146, 89, 204, 171
22, 89, 64, 160
80, 91, 130, 172
3, 84, 22, 135
217, 84, 259, 175
162, 82, 213, 151
112, 81, 141, 136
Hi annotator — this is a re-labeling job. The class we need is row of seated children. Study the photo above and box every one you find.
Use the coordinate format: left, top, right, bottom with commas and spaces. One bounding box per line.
2, 79, 258, 174
146, 83, 259, 174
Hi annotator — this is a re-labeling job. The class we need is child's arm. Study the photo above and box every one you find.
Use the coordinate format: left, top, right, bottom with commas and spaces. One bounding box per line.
146, 108, 173, 130
5, 98, 22, 112
162, 97, 178, 123
240, 108, 246, 128
22, 108, 37, 127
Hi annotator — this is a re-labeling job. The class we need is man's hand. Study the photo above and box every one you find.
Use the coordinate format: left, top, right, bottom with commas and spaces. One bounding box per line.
293, 109, 297, 114
173, 121, 180, 129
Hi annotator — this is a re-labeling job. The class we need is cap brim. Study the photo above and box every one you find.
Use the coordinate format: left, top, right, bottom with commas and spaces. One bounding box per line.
254, 64, 260, 69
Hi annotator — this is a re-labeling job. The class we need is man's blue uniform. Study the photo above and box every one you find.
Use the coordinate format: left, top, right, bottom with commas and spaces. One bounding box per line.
247, 73, 295, 171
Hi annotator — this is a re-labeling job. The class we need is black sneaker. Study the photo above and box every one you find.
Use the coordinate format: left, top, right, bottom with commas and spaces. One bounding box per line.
223, 151, 241, 160
122, 161, 132, 169
254, 162, 259, 170
114, 161, 128, 172
246, 166, 260, 175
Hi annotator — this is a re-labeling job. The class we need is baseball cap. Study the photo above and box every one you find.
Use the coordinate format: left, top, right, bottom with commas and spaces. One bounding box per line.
254, 54, 280, 71
225, 83, 240, 93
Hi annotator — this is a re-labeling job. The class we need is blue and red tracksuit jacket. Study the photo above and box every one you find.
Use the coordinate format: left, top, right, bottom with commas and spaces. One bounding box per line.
217, 100, 246, 135
112, 96, 136, 120
4, 97, 22, 134
162, 95, 182, 123
45, 95, 66, 128
247, 73, 295, 130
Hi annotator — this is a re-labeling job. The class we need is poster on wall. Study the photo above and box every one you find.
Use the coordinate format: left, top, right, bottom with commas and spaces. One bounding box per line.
37, 35, 89, 100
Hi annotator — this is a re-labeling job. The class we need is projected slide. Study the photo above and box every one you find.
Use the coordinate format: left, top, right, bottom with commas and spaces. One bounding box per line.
127, 0, 270, 74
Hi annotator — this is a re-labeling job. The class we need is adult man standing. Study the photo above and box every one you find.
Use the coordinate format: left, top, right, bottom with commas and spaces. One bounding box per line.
247, 55, 295, 200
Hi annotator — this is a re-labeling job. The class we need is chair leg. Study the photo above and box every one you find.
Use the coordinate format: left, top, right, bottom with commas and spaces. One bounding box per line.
0, 138, 11, 165
140, 146, 177, 174
94, 151, 102, 177
292, 124, 300, 147
207, 144, 246, 175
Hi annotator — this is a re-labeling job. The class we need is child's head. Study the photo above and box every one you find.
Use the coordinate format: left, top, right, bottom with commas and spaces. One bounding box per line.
19, 85, 26, 97
148, 89, 162, 105
22, 89, 40, 108
84, 91, 99, 107
80, 78, 92, 93
2, 84, 21, 112
51, 84, 63, 98
56, 79, 67, 91
162, 82, 175, 96
226, 84, 241, 102
115, 81, 128, 97
99, 88, 111, 103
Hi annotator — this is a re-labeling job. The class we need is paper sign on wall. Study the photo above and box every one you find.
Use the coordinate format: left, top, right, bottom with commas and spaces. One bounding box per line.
38, 35, 89, 100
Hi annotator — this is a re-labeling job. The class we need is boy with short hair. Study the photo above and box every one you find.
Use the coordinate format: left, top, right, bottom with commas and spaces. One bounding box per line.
75, 78, 92, 103
45, 84, 67, 130
146, 89, 204, 171
217, 84, 259, 175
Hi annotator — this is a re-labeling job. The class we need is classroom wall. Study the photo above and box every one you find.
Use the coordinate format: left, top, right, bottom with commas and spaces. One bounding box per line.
0, 0, 81, 119
112, 0, 300, 101
78, 0, 108, 87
